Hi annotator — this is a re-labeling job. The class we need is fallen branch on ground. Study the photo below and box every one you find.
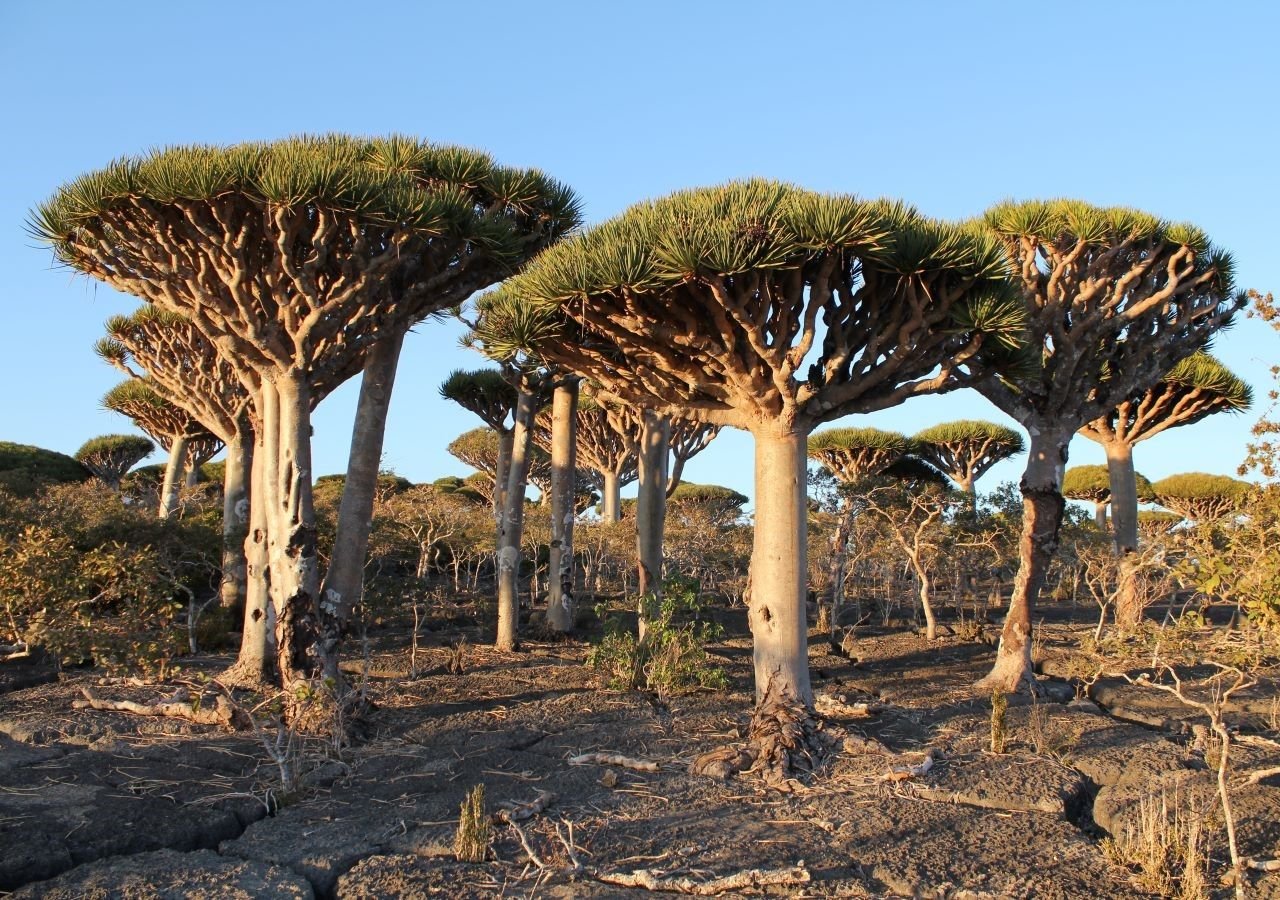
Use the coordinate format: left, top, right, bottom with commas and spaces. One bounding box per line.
815, 693, 882, 718
506, 816, 547, 869
882, 749, 935, 782
597, 863, 811, 895
73, 687, 249, 730
568, 752, 659, 772
498, 789, 555, 823
1248, 858, 1280, 872
1244, 765, 1280, 786
0, 642, 30, 661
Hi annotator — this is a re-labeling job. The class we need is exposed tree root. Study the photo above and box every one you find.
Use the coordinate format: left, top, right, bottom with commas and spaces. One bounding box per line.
215, 660, 270, 692
498, 789, 555, 823
748, 679, 827, 788
689, 745, 756, 780
73, 687, 250, 730
568, 752, 659, 772
597, 863, 811, 894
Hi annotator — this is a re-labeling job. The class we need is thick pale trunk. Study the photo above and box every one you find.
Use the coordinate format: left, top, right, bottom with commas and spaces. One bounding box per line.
265, 377, 326, 688
748, 428, 812, 707
1093, 501, 1108, 531
218, 422, 252, 614
185, 461, 200, 488
494, 428, 513, 527
547, 381, 579, 633
159, 436, 188, 519
1104, 440, 1139, 554
496, 390, 536, 652
916, 562, 937, 641
320, 331, 405, 643
635, 411, 669, 641
977, 427, 1068, 693
601, 470, 621, 525
824, 495, 854, 636
222, 427, 270, 689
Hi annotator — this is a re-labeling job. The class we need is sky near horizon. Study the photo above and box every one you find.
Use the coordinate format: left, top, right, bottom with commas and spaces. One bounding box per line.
2, 1, 1278, 507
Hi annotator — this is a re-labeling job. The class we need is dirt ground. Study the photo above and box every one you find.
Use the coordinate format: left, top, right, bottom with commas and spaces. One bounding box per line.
2, 603, 1279, 899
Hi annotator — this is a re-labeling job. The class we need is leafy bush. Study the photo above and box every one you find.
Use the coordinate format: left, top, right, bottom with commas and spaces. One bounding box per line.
0, 441, 90, 496
0, 481, 220, 672
588, 576, 727, 695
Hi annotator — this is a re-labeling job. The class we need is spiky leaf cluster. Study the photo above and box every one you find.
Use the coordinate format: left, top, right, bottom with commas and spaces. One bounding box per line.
75, 434, 155, 485
33, 135, 581, 385
978, 199, 1241, 430
440, 368, 519, 432
1062, 464, 1155, 504
1081, 352, 1253, 448
490, 180, 1024, 429
1152, 472, 1251, 520
807, 428, 915, 484
102, 379, 218, 452
912, 420, 1025, 490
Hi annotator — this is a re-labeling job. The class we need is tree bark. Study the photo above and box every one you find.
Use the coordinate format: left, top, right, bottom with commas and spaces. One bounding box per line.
635, 410, 670, 641
264, 376, 326, 689
494, 428, 514, 526
218, 419, 252, 614
601, 470, 621, 525
748, 428, 813, 707
1104, 440, 1139, 554
496, 389, 536, 652
547, 381, 579, 632
159, 435, 188, 519
915, 560, 937, 642
1093, 501, 1108, 531
977, 426, 1068, 692
320, 331, 405, 647
824, 494, 854, 637
221, 427, 270, 689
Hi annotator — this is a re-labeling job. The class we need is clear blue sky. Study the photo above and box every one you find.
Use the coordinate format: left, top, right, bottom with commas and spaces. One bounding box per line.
3, 1, 1277, 507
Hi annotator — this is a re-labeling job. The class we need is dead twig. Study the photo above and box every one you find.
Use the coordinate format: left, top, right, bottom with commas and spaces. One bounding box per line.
596, 863, 811, 895
881, 749, 935, 783
568, 752, 659, 772
72, 687, 249, 730
498, 788, 555, 823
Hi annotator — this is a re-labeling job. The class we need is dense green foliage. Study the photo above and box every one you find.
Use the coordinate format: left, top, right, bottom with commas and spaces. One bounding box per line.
0, 441, 90, 496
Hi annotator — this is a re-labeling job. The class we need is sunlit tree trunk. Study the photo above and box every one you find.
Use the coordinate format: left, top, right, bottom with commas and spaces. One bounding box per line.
320, 331, 405, 655
635, 410, 669, 640
221, 425, 270, 689
218, 418, 252, 614
159, 435, 188, 519
494, 428, 514, 526
496, 389, 536, 651
977, 426, 1067, 692
824, 494, 854, 637
547, 381, 579, 632
748, 427, 812, 706
601, 470, 621, 524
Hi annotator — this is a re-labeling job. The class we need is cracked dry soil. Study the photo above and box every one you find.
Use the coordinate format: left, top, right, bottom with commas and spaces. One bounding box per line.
2, 611, 1279, 899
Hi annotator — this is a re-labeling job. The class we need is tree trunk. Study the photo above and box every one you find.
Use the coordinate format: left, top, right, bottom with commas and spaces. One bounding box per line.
915, 561, 937, 642
824, 494, 854, 637
547, 381, 579, 633
218, 420, 252, 614
496, 389, 536, 652
264, 376, 326, 689
976, 426, 1068, 693
159, 435, 188, 519
221, 427, 270, 689
1093, 501, 1108, 530
635, 410, 669, 641
601, 469, 621, 525
1104, 440, 1139, 554
320, 331, 405, 645
494, 428, 514, 527
748, 428, 812, 707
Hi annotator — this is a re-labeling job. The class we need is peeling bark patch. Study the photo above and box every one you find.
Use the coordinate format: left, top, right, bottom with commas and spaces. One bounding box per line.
760, 606, 773, 624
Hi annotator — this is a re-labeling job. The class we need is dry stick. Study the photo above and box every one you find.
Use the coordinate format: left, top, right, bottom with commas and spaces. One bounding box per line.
1244, 765, 1280, 787
499, 789, 555, 823
73, 687, 247, 730
555, 819, 584, 876
1123, 664, 1255, 897
506, 816, 548, 870
567, 752, 659, 772
597, 864, 811, 895
882, 750, 936, 783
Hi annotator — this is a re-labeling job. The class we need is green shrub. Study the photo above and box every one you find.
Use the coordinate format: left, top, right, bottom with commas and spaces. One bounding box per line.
588, 576, 728, 696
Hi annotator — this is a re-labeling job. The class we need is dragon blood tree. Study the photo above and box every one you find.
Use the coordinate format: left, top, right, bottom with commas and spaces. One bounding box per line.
74, 434, 154, 491
807, 427, 915, 628
1079, 352, 1252, 554
912, 420, 1024, 503
557, 390, 640, 524
440, 368, 519, 523
102, 379, 223, 518
667, 418, 720, 496
972, 200, 1241, 691
1153, 472, 1251, 522
1062, 464, 1154, 529
34, 136, 579, 693
492, 180, 1025, 776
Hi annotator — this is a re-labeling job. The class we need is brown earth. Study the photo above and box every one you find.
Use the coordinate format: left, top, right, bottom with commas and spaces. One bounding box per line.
2, 605, 1278, 899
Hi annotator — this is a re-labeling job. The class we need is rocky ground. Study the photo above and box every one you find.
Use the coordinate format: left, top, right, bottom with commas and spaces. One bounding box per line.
2, 606, 1279, 899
